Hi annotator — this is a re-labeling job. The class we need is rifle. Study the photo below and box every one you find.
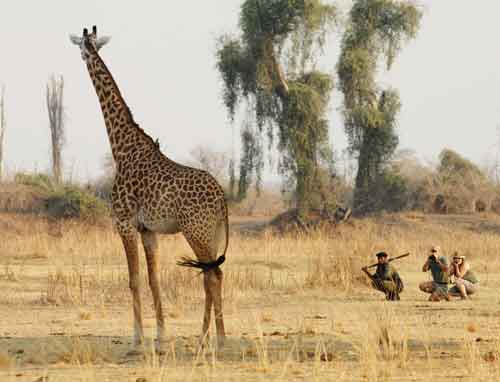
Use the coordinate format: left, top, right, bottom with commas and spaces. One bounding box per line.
365, 252, 410, 269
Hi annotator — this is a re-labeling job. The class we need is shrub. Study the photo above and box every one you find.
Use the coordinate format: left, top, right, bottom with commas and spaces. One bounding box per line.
14, 172, 54, 192
4, 172, 109, 220
44, 186, 108, 220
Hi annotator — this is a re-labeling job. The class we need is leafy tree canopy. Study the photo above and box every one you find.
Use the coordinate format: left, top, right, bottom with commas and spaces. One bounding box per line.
338, 0, 421, 151
337, 0, 421, 214
217, 0, 338, 214
438, 149, 487, 186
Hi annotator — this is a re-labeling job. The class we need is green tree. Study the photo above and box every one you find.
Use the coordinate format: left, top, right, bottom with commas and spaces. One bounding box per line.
216, 0, 337, 217
337, 0, 421, 214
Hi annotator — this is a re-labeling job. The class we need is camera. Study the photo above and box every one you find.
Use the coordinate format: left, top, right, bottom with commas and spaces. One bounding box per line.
428, 254, 437, 262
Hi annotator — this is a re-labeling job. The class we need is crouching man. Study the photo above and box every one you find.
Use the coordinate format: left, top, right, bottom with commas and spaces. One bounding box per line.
362, 252, 404, 301
419, 246, 450, 301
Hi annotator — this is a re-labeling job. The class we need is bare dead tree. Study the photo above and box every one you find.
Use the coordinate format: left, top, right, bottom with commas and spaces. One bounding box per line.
189, 145, 229, 184
0, 86, 5, 182
46, 75, 65, 184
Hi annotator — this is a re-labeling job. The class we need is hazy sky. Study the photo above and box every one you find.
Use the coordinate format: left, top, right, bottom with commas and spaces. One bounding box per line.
1, 1, 500, 182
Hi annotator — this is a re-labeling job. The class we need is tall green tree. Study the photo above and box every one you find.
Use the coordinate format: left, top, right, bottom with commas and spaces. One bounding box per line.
337, 0, 421, 214
216, 0, 337, 217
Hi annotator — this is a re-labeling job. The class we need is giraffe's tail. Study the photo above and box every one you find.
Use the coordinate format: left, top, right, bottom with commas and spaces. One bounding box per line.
176, 198, 229, 273
176, 254, 226, 272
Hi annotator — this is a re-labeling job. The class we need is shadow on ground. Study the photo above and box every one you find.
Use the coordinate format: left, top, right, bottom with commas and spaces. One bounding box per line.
0, 332, 463, 367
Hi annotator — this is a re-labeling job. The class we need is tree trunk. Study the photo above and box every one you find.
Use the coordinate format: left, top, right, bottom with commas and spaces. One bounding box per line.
0, 86, 5, 182
47, 75, 65, 184
354, 128, 379, 214
264, 38, 289, 100
296, 168, 308, 219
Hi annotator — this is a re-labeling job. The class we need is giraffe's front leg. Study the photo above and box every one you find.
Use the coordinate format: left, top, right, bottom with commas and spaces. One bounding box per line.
119, 227, 145, 351
140, 229, 168, 353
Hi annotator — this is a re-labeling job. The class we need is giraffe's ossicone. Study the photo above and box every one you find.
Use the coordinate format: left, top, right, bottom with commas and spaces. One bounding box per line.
70, 26, 228, 350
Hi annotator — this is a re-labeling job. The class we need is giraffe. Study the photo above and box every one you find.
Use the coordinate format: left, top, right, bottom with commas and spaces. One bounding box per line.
70, 26, 229, 350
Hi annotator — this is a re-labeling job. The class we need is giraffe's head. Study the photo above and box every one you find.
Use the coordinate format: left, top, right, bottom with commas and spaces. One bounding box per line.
69, 25, 110, 61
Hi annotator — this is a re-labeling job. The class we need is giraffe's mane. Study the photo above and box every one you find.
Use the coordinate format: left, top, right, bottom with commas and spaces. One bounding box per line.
90, 45, 159, 151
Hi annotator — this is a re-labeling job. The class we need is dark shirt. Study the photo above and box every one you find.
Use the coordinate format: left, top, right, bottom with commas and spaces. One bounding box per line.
375, 263, 396, 281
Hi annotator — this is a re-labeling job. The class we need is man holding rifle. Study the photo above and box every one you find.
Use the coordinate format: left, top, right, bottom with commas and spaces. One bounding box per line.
362, 252, 405, 301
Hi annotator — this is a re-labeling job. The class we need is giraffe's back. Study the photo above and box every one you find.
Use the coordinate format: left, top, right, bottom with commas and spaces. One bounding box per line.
122, 154, 226, 239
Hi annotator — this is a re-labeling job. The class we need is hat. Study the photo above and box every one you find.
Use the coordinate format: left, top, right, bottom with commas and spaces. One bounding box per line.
376, 252, 388, 258
430, 245, 440, 253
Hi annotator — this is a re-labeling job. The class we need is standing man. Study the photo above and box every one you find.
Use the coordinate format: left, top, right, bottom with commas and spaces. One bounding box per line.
419, 246, 450, 301
362, 252, 404, 301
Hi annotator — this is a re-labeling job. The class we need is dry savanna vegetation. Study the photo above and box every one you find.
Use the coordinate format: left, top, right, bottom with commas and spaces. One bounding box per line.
2, 210, 500, 381
0, 2, 497, 382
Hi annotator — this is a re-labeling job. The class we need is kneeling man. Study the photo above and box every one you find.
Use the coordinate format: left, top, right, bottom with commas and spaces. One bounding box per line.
362, 252, 404, 301
419, 246, 450, 301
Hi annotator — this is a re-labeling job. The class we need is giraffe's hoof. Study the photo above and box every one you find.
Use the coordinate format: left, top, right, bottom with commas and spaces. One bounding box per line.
133, 335, 145, 348
155, 347, 166, 356
217, 336, 226, 349
198, 331, 210, 347
156, 336, 174, 355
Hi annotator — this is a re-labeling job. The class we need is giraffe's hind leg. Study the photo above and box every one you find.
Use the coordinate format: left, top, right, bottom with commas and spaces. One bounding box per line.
212, 266, 225, 341
202, 266, 225, 345
182, 233, 226, 345
202, 272, 213, 341
140, 229, 166, 350
210, 218, 226, 342
201, 268, 225, 345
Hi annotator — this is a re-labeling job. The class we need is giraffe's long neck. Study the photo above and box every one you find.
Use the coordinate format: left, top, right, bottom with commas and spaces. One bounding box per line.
85, 50, 154, 162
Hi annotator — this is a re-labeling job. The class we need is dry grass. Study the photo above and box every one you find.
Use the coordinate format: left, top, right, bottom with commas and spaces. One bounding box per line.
57, 336, 114, 365
0, 351, 15, 369
2, 211, 500, 381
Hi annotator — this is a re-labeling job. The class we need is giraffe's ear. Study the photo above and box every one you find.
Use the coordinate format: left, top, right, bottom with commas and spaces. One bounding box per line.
96, 36, 111, 51
69, 34, 83, 46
